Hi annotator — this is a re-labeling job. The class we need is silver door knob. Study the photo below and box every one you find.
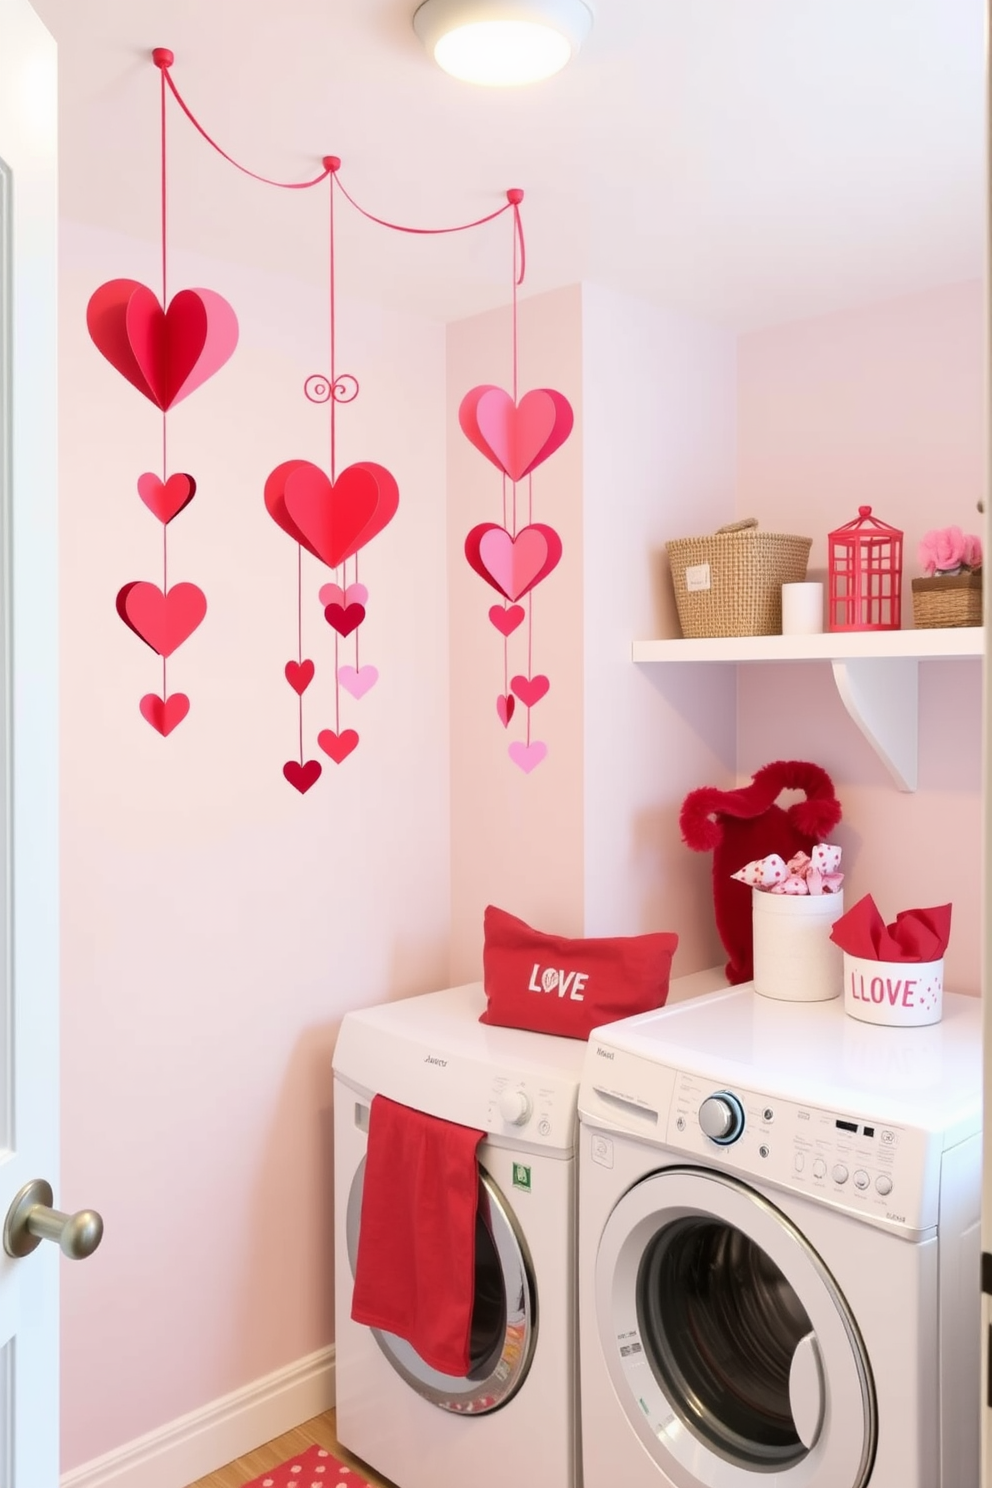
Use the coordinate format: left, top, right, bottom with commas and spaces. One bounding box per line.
3, 1179, 103, 1260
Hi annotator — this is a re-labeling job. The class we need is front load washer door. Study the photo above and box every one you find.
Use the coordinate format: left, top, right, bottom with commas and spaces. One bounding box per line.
347, 1155, 537, 1414
596, 1167, 876, 1488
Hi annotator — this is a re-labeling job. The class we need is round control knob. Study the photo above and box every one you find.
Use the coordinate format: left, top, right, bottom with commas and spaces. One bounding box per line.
698, 1092, 745, 1145
832, 1164, 849, 1185
794, 1153, 805, 1173
812, 1158, 827, 1179
498, 1088, 532, 1126
875, 1174, 893, 1197
853, 1170, 870, 1191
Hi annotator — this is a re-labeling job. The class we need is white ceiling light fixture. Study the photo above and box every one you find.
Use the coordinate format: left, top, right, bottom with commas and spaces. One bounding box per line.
413, 0, 593, 87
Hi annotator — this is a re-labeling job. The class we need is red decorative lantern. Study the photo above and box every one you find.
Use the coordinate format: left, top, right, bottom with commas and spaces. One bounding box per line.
828, 506, 903, 632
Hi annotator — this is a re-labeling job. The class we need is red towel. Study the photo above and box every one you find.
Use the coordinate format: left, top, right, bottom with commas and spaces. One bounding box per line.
350, 1094, 485, 1377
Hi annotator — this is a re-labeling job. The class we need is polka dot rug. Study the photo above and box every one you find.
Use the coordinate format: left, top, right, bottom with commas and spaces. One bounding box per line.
242, 1443, 376, 1488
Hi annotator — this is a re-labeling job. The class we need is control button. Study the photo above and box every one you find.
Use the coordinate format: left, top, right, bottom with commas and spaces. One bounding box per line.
537, 1118, 551, 1137
832, 1164, 849, 1185
875, 1174, 893, 1197
812, 1158, 827, 1179
880, 1129, 896, 1146
762, 1107, 775, 1123
498, 1089, 532, 1126
794, 1153, 805, 1173
853, 1170, 870, 1190
698, 1092, 746, 1145
759, 1145, 770, 1159
676, 1115, 686, 1133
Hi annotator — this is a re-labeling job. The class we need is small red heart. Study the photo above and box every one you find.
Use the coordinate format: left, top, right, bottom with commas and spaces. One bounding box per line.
283, 759, 322, 793
285, 659, 315, 695
324, 603, 365, 637
137, 472, 196, 524
318, 728, 359, 763
496, 694, 515, 728
511, 674, 550, 708
139, 692, 190, 735
489, 604, 526, 637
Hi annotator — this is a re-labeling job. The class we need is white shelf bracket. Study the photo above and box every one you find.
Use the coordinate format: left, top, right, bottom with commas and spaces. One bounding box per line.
830, 657, 919, 792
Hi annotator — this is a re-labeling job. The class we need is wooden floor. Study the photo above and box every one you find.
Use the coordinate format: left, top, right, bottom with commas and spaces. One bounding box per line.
188, 1410, 398, 1488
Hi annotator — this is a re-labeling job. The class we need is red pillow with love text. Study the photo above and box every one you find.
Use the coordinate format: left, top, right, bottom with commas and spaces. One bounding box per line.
480, 905, 679, 1040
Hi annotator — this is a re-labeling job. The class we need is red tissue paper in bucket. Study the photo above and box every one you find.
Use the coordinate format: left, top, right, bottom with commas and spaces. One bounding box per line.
829, 896, 951, 962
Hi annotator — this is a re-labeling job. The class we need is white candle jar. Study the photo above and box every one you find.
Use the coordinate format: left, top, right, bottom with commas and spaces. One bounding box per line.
752, 888, 845, 1002
843, 954, 943, 1027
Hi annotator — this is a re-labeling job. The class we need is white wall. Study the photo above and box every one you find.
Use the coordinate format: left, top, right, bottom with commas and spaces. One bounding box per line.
581, 283, 738, 970
59, 221, 451, 1469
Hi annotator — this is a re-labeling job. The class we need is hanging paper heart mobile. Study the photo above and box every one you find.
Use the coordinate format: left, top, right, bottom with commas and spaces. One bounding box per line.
459, 373, 573, 774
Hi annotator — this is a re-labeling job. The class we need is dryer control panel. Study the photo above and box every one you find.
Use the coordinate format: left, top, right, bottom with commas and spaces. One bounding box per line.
667, 1071, 938, 1238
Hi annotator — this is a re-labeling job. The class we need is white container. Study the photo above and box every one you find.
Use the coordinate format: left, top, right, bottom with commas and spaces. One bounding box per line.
781, 581, 824, 635
843, 954, 943, 1027
752, 888, 845, 1002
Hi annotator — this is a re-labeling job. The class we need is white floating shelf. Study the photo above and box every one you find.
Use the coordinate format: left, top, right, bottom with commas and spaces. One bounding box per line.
632, 627, 983, 792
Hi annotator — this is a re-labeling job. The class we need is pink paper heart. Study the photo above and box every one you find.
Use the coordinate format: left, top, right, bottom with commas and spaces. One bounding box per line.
489, 604, 526, 637
285, 659, 315, 695
318, 728, 359, 763
136, 471, 196, 524
497, 694, 515, 727
509, 740, 548, 774
510, 674, 550, 708
318, 582, 368, 608
459, 385, 573, 481
338, 665, 378, 699
87, 280, 238, 410
283, 759, 322, 794
139, 692, 189, 736
465, 523, 563, 603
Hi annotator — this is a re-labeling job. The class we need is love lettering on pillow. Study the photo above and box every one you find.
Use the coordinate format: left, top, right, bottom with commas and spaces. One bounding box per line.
480, 906, 679, 1040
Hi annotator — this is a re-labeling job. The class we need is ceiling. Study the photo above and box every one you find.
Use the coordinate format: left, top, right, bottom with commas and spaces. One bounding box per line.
33, 0, 985, 327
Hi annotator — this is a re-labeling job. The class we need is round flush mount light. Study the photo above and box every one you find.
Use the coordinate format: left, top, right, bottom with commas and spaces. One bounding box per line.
413, 0, 593, 87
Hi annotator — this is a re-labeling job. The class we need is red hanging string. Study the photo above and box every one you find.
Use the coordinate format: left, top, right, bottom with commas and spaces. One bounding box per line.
152, 52, 526, 279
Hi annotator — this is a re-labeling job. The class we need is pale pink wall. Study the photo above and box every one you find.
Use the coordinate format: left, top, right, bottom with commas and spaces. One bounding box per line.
737, 281, 983, 993
59, 222, 451, 1469
581, 284, 738, 970
447, 288, 585, 979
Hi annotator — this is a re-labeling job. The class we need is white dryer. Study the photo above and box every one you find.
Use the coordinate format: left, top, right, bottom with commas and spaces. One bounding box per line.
333, 983, 586, 1488
578, 985, 981, 1488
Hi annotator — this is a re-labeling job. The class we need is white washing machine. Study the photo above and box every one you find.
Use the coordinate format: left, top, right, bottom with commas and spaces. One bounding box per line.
578, 985, 981, 1488
333, 983, 587, 1488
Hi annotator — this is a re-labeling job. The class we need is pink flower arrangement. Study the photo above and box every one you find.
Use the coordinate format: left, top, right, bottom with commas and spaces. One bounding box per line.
917, 525, 983, 577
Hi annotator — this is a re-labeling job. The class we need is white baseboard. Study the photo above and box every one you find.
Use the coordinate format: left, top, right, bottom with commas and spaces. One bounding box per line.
61, 1344, 336, 1488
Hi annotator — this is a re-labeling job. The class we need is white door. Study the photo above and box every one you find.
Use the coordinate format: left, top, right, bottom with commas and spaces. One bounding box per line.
0, 0, 63, 1480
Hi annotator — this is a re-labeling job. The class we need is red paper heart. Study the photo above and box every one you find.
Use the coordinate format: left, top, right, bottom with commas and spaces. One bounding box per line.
139, 692, 190, 735
137, 472, 197, 525
324, 603, 366, 637
285, 659, 315, 695
459, 385, 573, 481
489, 604, 526, 637
496, 694, 515, 727
465, 523, 562, 602
116, 582, 207, 657
318, 728, 359, 763
511, 673, 551, 708
265, 460, 399, 569
283, 759, 323, 793
87, 280, 238, 411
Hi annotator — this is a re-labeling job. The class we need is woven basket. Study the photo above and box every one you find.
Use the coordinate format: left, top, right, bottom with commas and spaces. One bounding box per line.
667, 518, 813, 638
911, 571, 982, 629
